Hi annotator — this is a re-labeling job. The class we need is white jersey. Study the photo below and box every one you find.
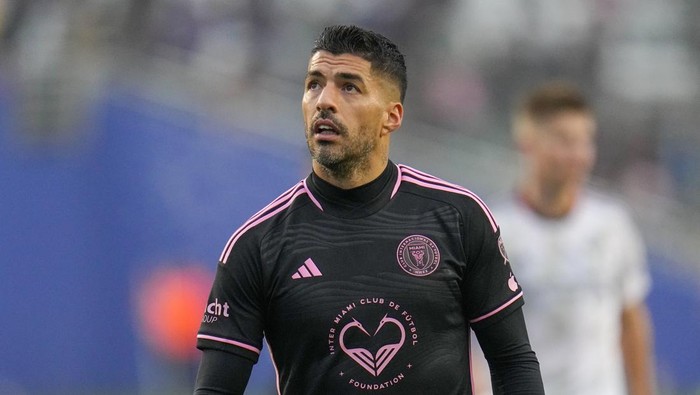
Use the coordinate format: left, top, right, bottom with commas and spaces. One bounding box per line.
489, 190, 651, 395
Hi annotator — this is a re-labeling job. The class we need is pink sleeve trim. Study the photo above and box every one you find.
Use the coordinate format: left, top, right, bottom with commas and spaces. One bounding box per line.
220, 185, 308, 263
396, 164, 499, 232
302, 178, 324, 211
469, 291, 523, 324
197, 334, 261, 354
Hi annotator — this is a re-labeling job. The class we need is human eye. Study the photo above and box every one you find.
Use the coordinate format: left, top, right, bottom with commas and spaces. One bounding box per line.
306, 76, 323, 91
306, 80, 319, 90
342, 83, 360, 93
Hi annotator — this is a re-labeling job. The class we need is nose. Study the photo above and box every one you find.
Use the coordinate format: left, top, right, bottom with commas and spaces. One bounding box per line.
316, 85, 338, 113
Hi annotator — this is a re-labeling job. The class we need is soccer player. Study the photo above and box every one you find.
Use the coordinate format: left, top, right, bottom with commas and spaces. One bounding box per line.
488, 81, 655, 394
194, 25, 544, 394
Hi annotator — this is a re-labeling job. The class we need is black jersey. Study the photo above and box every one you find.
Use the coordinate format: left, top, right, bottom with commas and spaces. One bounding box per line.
197, 162, 524, 394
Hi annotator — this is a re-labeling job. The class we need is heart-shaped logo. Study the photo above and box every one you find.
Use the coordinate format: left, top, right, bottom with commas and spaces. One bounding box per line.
339, 315, 406, 376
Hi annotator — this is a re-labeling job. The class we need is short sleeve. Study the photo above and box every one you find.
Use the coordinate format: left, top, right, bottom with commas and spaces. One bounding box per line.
462, 202, 524, 330
196, 231, 266, 362
614, 207, 651, 306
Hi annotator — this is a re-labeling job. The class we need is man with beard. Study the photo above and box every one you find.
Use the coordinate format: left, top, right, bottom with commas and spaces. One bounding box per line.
194, 25, 544, 394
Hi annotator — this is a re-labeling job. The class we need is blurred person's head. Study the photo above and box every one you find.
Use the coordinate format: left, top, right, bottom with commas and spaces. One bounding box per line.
302, 25, 405, 187
513, 81, 597, 215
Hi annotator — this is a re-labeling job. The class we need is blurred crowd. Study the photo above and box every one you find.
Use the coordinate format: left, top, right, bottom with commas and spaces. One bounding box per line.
1, 0, 698, 249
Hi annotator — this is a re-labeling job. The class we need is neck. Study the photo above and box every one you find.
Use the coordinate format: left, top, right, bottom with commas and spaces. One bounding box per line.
519, 177, 580, 218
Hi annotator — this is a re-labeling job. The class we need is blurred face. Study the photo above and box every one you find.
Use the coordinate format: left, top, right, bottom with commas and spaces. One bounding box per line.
302, 51, 402, 177
527, 111, 597, 188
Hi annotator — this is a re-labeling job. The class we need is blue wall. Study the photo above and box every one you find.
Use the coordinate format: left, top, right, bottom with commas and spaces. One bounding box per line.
0, 86, 304, 394
647, 254, 700, 391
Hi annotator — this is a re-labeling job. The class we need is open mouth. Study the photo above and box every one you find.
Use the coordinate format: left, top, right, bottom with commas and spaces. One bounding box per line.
312, 119, 341, 141
314, 119, 339, 135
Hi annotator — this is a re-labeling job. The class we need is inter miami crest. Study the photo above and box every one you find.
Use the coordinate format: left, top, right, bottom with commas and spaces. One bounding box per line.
396, 235, 440, 277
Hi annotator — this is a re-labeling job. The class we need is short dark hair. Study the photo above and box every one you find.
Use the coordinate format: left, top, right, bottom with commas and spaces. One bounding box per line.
312, 25, 407, 103
517, 81, 591, 122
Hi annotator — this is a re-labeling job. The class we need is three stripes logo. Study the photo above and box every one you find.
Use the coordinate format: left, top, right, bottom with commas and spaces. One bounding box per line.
291, 258, 323, 279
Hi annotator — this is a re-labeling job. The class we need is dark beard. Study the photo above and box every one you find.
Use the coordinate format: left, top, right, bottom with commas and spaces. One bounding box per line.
306, 116, 374, 181
309, 140, 372, 181
315, 153, 368, 180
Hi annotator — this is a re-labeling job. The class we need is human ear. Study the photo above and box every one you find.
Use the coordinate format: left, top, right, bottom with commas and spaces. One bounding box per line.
382, 102, 403, 136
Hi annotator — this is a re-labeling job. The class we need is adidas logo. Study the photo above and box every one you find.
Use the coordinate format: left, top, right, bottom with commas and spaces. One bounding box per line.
291, 258, 323, 279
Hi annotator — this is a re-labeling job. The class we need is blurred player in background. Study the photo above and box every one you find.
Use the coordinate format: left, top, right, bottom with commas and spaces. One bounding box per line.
193, 24, 544, 394
486, 81, 656, 394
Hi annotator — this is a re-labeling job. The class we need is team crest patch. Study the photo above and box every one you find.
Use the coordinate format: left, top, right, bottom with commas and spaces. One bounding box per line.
498, 236, 509, 265
396, 235, 440, 277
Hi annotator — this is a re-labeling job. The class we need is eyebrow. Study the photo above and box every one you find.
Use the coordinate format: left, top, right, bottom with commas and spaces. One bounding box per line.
306, 70, 366, 84
337, 72, 364, 83
306, 70, 324, 79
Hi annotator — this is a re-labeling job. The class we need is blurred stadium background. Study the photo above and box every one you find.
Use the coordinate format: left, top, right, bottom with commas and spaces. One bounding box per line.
0, 0, 698, 394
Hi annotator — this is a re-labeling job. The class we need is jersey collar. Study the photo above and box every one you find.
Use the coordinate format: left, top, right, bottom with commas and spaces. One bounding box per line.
306, 161, 398, 218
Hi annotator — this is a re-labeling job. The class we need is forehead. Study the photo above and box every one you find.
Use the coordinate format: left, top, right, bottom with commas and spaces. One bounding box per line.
307, 51, 373, 78
541, 111, 595, 135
